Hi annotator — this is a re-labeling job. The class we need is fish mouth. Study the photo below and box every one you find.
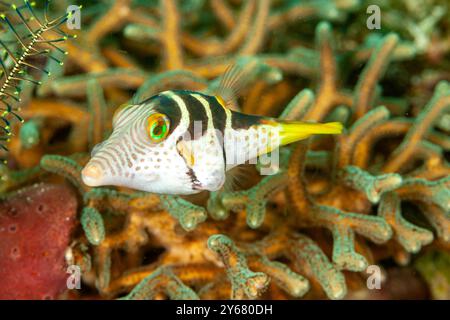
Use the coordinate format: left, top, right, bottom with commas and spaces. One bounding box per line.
81, 163, 104, 187
192, 182, 203, 191
186, 167, 203, 191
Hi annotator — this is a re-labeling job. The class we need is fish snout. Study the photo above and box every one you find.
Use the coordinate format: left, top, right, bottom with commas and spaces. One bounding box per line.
81, 163, 104, 186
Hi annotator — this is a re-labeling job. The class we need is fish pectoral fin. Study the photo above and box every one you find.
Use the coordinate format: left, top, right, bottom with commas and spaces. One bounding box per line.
223, 165, 250, 192
176, 139, 195, 168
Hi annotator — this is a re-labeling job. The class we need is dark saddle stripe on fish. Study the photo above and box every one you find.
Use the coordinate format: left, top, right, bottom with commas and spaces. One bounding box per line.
230, 111, 263, 130
204, 94, 228, 137
152, 94, 182, 135
177, 91, 209, 139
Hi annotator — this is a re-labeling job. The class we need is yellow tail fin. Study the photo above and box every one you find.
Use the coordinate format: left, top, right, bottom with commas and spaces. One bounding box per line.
278, 121, 343, 146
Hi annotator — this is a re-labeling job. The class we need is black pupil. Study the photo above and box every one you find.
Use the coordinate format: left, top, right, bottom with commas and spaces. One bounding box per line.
153, 124, 162, 135
152, 118, 166, 137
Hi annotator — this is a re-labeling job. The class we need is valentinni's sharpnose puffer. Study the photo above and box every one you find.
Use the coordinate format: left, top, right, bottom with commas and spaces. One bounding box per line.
81, 64, 343, 195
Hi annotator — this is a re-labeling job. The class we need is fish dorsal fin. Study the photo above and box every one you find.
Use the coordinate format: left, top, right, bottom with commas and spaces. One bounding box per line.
213, 58, 260, 110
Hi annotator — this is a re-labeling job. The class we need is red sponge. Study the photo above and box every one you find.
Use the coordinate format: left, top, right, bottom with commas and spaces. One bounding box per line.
0, 183, 78, 300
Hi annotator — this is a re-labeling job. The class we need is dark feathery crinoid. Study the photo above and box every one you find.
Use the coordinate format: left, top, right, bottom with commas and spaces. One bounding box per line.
0, 0, 77, 163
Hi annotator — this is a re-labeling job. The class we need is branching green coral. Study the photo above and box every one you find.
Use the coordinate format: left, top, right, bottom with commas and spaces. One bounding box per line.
313, 204, 392, 271
279, 89, 315, 121
122, 267, 199, 300
133, 70, 208, 103
207, 173, 287, 228
286, 234, 346, 300
247, 231, 347, 300
340, 165, 402, 203
354, 33, 399, 119
160, 195, 207, 231
383, 81, 450, 173
84, 188, 162, 214
379, 192, 433, 253
51, 69, 148, 98
208, 234, 270, 299
396, 176, 450, 212
287, 141, 393, 272
418, 203, 450, 243
81, 207, 106, 246
40, 154, 86, 192
337, 105, 390, 169
249, 256, 309, 298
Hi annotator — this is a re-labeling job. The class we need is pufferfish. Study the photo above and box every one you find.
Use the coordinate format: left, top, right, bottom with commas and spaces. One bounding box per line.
81, 64, 343, 195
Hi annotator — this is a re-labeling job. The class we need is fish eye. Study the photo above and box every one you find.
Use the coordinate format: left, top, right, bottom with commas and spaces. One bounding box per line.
147, 113, 170, 143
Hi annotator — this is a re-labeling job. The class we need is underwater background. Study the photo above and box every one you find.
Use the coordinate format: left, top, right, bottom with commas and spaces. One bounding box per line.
0, 0, 449, 300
